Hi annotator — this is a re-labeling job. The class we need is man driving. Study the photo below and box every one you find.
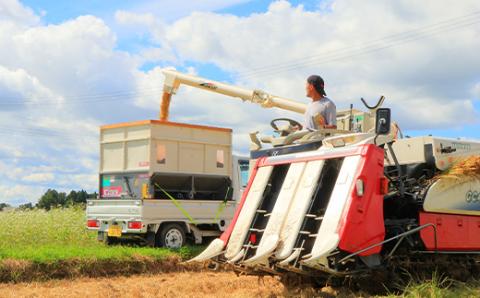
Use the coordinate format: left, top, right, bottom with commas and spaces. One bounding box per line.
304, 75, 336, 130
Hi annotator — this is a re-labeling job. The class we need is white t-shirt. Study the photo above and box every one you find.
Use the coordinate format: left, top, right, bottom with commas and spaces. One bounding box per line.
303, 97, 336, 130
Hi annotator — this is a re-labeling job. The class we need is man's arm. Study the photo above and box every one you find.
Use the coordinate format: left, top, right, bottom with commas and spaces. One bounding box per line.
324, 103, 337, 128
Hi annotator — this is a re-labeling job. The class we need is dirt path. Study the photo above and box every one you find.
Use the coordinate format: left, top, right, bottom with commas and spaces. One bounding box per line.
0, 272, 286, 298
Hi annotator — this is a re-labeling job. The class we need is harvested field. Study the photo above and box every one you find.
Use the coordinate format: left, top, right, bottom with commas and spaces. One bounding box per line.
0, 272, 286, 298
0, 256, 206, 283
2, 270, 480, 298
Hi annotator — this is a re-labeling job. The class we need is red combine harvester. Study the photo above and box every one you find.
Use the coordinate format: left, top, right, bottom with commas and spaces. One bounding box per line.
162, 70, 480, 284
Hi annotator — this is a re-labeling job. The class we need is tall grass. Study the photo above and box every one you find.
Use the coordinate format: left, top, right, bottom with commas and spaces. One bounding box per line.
384, 273, 480, 298
0, 207, 200, 262
0, 206, 95, 249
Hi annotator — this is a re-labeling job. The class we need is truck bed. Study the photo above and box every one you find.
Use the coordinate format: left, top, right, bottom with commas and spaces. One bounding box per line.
86, 199, 236, 224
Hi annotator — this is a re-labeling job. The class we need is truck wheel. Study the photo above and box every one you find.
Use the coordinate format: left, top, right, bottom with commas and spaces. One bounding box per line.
158, 223, 186, 248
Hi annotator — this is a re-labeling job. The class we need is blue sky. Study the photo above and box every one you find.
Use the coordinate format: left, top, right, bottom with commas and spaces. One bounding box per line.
0, 0, 479, 205
22, 0, 320, 23
22, 1, 130, 22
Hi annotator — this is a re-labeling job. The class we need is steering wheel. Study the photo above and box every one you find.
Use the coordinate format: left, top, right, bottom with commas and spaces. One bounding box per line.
270, 118, 303, 131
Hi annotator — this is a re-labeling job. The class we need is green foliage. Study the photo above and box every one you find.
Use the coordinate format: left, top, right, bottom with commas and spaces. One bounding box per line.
37, 189, 68, 210
18, 202, 34, 210
0, 202, 10, 211
66, 190, 89, 204
400, 274, 452, 298
36, 189, 96, 210
177, 245, 207, 259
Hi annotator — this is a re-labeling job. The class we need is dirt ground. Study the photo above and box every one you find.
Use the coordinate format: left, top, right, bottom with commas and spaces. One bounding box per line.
0, 272, 287, 298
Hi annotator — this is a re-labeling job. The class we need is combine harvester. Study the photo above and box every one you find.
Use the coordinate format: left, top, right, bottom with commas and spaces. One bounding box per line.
162, 70, 480, 283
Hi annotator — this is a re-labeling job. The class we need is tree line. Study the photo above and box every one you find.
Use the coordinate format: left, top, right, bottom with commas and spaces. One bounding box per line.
0, 189, 98, 211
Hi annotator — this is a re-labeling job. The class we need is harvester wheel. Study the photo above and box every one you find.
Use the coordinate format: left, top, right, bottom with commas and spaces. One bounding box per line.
158, 223, 186, 249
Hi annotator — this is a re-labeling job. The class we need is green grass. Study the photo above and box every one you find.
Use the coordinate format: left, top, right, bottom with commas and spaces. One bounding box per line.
0, 245, 182, 263
383, 274, 480, 298
0, 207, 200, 262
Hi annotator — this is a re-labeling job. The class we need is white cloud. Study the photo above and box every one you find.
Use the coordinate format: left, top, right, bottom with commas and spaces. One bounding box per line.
56, 173, 98, 189
23, 173, 54, 183
115, 11, 176, 65
0, 0, 40, 27
123, 0, 254, 22
0, 184, 45, 204
132, 66, 167, 108
139, 0, 480, 130
472, 82, 480, 100
0, 65, 61, 104
4, 15, 137, 96
115, 11, 157, 28
0, 2, 138, 204
395, 97, 477, 130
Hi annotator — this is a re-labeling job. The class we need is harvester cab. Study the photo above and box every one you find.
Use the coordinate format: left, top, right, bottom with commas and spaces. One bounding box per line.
252, 102, 386, 150
259, 96, 394, 162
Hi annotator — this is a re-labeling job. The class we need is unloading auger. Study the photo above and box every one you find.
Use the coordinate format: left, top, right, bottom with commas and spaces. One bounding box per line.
160, 69, 307, 120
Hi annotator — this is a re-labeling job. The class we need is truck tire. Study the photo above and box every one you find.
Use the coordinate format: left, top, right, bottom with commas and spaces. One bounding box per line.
157, 223, 186, 248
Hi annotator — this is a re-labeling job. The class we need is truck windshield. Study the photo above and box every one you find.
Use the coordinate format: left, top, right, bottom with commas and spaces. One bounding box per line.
100, 173, 149, 199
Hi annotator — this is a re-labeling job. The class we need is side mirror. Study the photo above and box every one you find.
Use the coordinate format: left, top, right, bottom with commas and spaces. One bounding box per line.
375, 108, 391, 135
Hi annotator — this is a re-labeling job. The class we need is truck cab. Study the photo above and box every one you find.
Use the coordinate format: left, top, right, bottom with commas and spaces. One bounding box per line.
86, 120, 249, 248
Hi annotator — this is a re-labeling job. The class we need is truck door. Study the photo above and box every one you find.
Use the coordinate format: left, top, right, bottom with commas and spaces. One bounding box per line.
233, 157, 250, 201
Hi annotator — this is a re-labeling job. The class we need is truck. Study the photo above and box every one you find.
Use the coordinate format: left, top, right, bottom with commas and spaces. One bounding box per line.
86, 120, 249, 248
157, 70, 480, 285
86, 69, 315, 248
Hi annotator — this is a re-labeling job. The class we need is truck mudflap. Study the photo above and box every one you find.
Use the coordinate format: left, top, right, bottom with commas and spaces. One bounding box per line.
191, 144, 385, 274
